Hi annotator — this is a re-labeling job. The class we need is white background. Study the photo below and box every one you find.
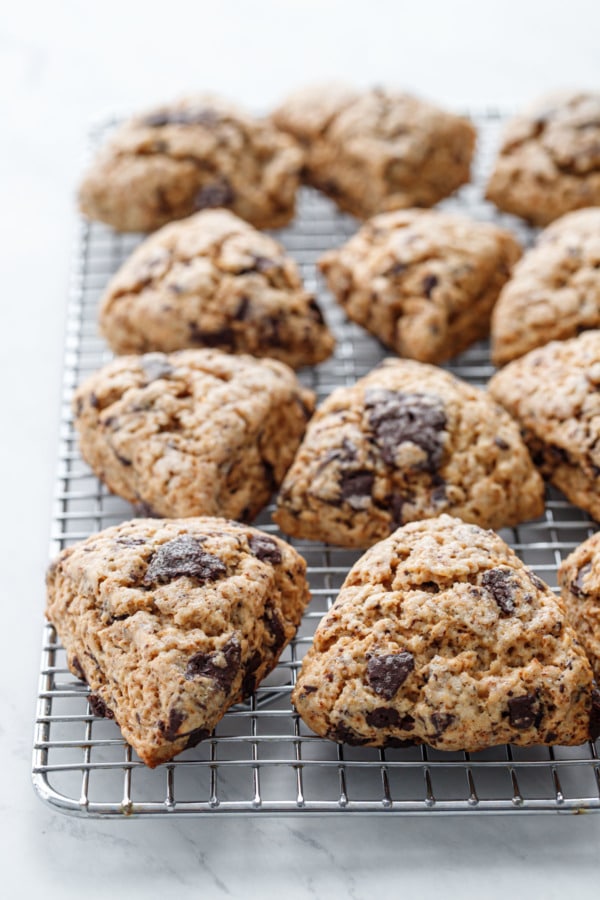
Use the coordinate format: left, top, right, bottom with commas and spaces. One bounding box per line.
1, 1, 599, 896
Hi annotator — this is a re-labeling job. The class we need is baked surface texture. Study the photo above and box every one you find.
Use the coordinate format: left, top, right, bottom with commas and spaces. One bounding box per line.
46, 518, 310, 767
492, 208, 600, 365
559, 532, 600, 681
272, 84, 475, 219
73, 348, 314, 520
489, 331, 600, 521
486, 91, 600, 226
319, 209, 521, 364
292, 515, 597, 751
79, 95, 302, 232
99, 209, 334, 367
273, 359, 544, 547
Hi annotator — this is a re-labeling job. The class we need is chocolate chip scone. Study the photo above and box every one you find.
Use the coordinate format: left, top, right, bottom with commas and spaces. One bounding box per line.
492, 209, 600, 365
47, 518, 310, 767
79, 95, 302, 232
99, 209, 334, 366
486, 91, 600, 226
73, 349, 314, 520
273, 84, 475, 218
489, 331, 600, 521
559, 534, 600, 681
293, 515, 598, 750
319, 210, 521, 364
273, 359, 544, 547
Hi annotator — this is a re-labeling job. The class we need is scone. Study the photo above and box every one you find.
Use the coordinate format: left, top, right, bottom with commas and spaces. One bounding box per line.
486, 91, 600, 226
273, 84, 475, 218
558, 534, 600, 681
319, 209, 521, 364
79, 95, 302, 232
492, 208, 600, 365
98, 209, 334, 366
293, 515, 598, 750
73, 349, 314, 520
273, 359, 544, 547
489, 331, 600, 520
46, 518, 310, 767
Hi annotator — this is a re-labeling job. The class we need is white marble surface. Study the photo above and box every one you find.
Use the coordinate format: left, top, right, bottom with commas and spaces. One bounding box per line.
2, 2, 600, 896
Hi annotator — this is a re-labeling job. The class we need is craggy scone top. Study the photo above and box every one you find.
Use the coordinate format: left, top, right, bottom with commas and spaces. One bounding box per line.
79, 94, 302, 232
486, 91, 600, 226
99, 209, 334, 367
273, 84, 475, 218
293, 515, 598, 751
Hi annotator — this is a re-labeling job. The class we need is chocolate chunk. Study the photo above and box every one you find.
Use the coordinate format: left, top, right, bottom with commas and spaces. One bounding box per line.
114, 450, 132, 467
89, 694, 114, 719
307, 297, 326, 325
71, 656, 86, 682
508, 694, 538, 730
143, 108, 219, 128
188, 322, 236, 348
184, 727, 211, 750
143, 536, 226, 586
387, 493, 405, 529
241, 649, 262, 697
141, 353, 174, 382
194, 180, 235, 210
571, 562, 592, 598
431, 712, 454, 736
339, 470, 374, 505
263, 603, 286, 650
133, 501, 162, 518
422, 274, 438, 298
481, 568, 518, 616
301, 685, 318, 695
365, 707, 402, 728
330, 723, 370, 746
494, 436, 510, 450
384, 737, 416, 748
526, 569, 547, 592
365, 389, 446, 470
366, 651, 415, 699
115, 537, 147, 547
234, 297, 250, 320
159, 708, 186, 741
590, 688, 600, 741
185, 637, 241, 694
248, 534, 282, 565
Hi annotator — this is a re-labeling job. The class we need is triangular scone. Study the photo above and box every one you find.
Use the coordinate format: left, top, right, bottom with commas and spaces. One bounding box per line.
492, 209, 600, 365
319, 209, 521, 364
489, 331, 600, 520
99, 209, 334, 368
273, 360, 543, 547
559, 533, 600, 681
73, 348, 314, 520
293, 515, 597, 751
47, 518, 310, 767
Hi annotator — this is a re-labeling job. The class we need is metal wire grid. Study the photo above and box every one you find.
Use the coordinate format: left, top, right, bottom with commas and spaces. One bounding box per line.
33, 112, 600, 817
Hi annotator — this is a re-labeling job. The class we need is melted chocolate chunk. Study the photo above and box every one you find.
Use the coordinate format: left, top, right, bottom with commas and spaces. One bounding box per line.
194, 180, 235, 210
366, 651, 415, 699
188, 322, 236, 348
365, 707, 402, 728
431, 712, 454, 736
339, 470, 374, 504
263, 603, 286, 650
234, 296, 250, 320
141, 353, 174, 382
422, 274, 438, 298
364, 389, 446, 469
143, 537, 226, 586
571, 562, 592, 598
184, 727, 211, 749
384, 737, 416, 748
241, 649, 262, 697
143, 108, 220, 128
330, 723, 370, 746
71, 656, 87, 682
494, 436, 510, 451
185, 637, 241, 693
89, 694, 114, 719
481, 568, 518, 616
508, 694, 539, 730
159, 708, 186, 741
307, 297, 326, 325
248, 534, 282, 565
591, 688, 600, 741
386, 493, 405, 529
526, 569, 547, 592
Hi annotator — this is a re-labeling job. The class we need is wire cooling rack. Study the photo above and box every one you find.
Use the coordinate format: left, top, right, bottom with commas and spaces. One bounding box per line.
32, 112, 600, 817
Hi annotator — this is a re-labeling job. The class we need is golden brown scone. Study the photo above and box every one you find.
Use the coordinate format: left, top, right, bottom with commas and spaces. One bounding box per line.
99, 209, 334, 367
273, 84, 475, 218
319, 209, 521, 364
274, 359, 544, 548
489, 331, 600, 521
486, 91, 600, 226
79, 94, 302, 232
293, 515, 598, 750
492, 208, 600, 365
73, 349, 314, 520
47, 518, 310, 767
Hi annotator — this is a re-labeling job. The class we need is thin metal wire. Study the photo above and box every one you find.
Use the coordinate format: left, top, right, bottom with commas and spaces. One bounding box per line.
32, 112, 600, 817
